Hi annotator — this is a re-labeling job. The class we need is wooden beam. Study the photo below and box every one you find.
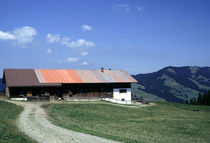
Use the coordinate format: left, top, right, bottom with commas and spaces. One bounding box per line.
6, 87, 10, 98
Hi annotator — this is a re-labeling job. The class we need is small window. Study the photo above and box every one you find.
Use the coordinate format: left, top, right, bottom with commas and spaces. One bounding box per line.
119, 89, 127, 93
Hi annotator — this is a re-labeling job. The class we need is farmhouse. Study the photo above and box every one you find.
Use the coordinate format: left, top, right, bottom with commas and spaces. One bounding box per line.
3, 68, 137, 101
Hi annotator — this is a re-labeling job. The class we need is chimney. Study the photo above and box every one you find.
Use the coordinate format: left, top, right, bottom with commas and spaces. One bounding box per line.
101, 67, 104, 73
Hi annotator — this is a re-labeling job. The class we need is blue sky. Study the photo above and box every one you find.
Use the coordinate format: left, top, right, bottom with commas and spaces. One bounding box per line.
0, 0, 210, 76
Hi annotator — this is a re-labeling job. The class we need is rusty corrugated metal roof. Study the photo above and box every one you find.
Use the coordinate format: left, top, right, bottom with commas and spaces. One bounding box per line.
3, 69, 137, 87
39, 69, 137, 83
40, 69, 83, 83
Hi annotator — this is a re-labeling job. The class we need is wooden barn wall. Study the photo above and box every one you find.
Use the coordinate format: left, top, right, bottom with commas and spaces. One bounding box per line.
8, 83, 131, 98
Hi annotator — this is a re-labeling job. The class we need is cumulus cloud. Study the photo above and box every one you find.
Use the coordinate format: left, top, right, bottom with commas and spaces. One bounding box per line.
13, 26, 37, 44
61, 38, 95, 48
66, 57, 79, 63
113, 4, 130, 12
82, 24, 92, 31
47, 48, 52, 54
82, 61, 88, 65
0, 26, 37, 44
46, 33, 95, 56
0, 31, 16, 40
46, 33, 60, 43
80, 51, 88, 56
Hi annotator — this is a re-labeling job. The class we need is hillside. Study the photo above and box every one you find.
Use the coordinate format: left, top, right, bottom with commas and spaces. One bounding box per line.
132, 66, 210, 103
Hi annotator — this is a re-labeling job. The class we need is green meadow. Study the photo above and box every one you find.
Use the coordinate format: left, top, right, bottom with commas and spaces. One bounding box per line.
0, 101, 37, 143
48, 102, 210, 143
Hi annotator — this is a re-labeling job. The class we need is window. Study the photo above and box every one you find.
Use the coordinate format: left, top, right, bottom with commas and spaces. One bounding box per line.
119, 89, 127, 93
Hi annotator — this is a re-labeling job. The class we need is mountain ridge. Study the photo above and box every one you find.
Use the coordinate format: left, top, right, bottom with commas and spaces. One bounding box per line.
132, 66, 210, 103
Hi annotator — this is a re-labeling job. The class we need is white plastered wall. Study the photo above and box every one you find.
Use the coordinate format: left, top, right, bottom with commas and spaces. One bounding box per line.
113, 88, 131, 101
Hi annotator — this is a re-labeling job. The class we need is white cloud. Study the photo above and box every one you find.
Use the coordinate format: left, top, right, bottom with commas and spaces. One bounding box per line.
82, 24, 92, 31
113, 4, 130, 12
113, 4, 144, 13
61, 38, 95, 48
13, 26, 37, 44
46, 33, 95, 54
66, 57, 79, 63
61, 37, 71, 47
0, 31, 16, 40
46, 33, 60, 43
82, 61, 88, 65
0, 26, 36, 45
84, 40, 95, 47
47, 48, 52, 54
80, 51, 88, 56
136, 6, 144, 12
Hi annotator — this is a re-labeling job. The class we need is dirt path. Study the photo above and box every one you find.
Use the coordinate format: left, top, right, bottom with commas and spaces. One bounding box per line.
10, 101, 120, 143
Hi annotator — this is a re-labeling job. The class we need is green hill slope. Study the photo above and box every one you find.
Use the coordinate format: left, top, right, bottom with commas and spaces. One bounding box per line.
132, 66, 210, 103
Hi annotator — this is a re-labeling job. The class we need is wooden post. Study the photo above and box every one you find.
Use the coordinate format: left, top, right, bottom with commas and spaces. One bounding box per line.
6, 87, 10, 98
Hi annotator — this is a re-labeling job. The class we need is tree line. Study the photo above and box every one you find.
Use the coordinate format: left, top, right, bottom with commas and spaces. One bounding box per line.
186, 90, 210, 106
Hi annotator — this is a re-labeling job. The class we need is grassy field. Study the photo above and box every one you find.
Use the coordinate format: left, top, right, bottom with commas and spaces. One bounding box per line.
48, 102, 210, 143
0, 101, 37, 143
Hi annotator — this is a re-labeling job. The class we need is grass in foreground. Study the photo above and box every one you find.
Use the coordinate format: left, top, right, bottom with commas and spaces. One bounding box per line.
0, 101, 37, 143
48, 102, 210, 143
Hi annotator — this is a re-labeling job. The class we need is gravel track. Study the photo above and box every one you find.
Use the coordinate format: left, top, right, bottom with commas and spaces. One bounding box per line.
10, 101, 119, 143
